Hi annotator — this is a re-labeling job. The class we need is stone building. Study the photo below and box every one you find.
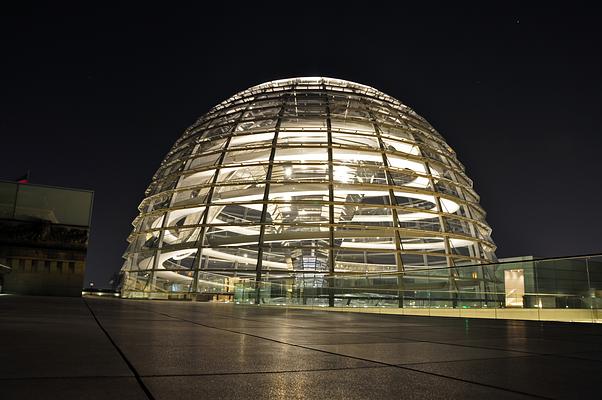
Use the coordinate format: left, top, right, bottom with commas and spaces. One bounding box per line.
0, 181, 93, 296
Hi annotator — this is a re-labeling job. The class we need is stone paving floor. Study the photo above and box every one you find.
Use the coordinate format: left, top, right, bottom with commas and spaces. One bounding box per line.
1, 295, 602, 399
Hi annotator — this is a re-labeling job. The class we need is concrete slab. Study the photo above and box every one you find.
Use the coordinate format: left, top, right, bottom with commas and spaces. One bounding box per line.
143, 367, 535, 400
1, 377, 147, 400
308, 342, 526, 365
3, 295, 602, 399
408, 355, 602, 399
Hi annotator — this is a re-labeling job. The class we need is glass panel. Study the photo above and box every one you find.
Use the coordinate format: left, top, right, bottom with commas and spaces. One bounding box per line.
228, 131, 275, 149
170, 187, 211, 206
211, 183, 266, 205
200, 247, 259, 271
268, 183, 330, 205
532, 258, 590, 309
222, 148, 271, 166
153, 270, 194, 293
138, 212, 165, 232
334, 248, 398, 273
587, 256, 602, 308
0, 182, 17, 218
278, 131, 328, 145
381, 137, 419, 155
274, 163, 328, 183
188, 152, 222, 169
337, 204, 395, 227
331, 132, 379, 149
260, 243, 329, 272
208, 204, 264, 224
216, 165, 267, 184
274, 146, 328, 163
126, 252, 155, 271
242, 107, 280, 120
234, 119, 277, 134
142, 192, 171, 213
130, 232, 162, 251
330, 119, 375, 134
14, 185, 92, 226
205, 225, 260, 247
160, 248, 198, 269
280, 117, 326, 129
332, 148, 383, 165
122, 271, 153, 295
334, 185, 390, 205
162, 227, 201, 246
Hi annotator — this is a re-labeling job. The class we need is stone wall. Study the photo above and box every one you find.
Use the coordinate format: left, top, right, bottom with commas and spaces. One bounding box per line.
0, 220, 89, 297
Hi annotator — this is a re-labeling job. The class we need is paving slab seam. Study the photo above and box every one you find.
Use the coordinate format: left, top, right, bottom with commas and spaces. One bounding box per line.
97, 318, 189, 322
398, 363, 556, 399
0, 375, 136, 381
117, 303, 553, 400
139, 365, 388, 378
167, 308, 325, 330
83, 299, 156, 400
144, 302, 602, 346
371, 332, 602, 363
123, 299, 423, 331
396, 354, 535, 367
142, 306, 544, 345
95, 301, 602, 364
147, 306, 602, 364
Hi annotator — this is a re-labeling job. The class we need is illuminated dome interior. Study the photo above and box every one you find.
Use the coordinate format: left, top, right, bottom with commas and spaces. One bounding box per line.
120, 77, 496, 302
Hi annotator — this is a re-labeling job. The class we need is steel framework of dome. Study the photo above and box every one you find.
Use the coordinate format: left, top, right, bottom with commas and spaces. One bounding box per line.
121, 77, 497, 304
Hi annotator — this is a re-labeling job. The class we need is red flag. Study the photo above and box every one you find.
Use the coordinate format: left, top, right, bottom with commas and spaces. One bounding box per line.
16, 171, 30, 184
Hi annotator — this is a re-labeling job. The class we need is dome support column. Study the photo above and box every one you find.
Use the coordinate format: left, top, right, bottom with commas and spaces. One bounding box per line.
146, 216, 167, 298
324, 82, 336, 307
189, 135, 232, 297
254, 95, 289, 304
189, 104, 249, 298
444, 167, 492, 306
424, 161, 460, 308
364, 104, 406, 308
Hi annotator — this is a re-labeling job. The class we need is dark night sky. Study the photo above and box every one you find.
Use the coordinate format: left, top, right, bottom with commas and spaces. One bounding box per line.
2, 5, 601, 286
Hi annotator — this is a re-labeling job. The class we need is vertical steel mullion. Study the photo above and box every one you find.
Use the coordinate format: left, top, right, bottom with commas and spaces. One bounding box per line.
324, 84, 335, 273
371, 126, 405, 271
585, 257, 592, 298
254, 91, 290, 301
324, 82, 336, 307
190, 102, 252, 295
189, 139, 231, 294
363, 100, 405, 307
146, 212, 169, 296
446, 168, 483, 260
423, 161, 460, 300
145, 191, 173, 295
444, 166, 489, 303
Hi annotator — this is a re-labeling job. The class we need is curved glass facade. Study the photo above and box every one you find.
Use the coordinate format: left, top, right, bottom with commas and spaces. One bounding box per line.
121, 77, 496, 302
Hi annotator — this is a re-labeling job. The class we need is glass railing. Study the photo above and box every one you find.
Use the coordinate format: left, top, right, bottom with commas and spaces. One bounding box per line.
225, 254, 602, 322
122, 254, 602, 322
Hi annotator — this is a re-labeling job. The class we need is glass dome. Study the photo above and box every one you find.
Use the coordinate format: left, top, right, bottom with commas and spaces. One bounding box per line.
121, 77, 496, 301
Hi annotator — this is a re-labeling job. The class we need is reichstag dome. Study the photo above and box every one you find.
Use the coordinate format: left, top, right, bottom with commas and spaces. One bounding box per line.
121, 77, 497, 306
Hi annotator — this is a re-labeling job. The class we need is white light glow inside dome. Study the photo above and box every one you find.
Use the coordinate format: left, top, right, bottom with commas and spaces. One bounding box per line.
120, 77, 496, 298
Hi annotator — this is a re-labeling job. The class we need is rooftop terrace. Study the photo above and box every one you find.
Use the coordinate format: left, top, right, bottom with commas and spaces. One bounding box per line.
2, 295, 601, 399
